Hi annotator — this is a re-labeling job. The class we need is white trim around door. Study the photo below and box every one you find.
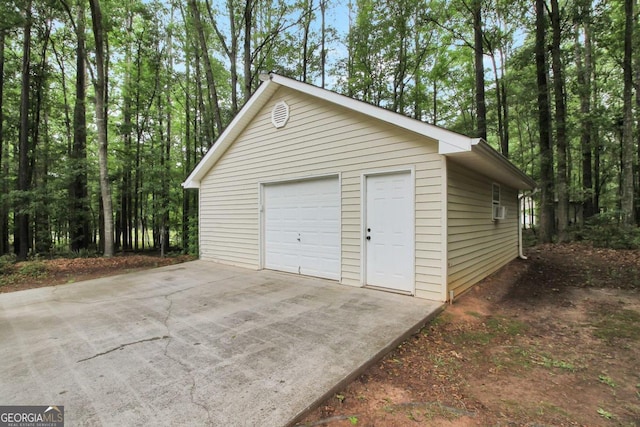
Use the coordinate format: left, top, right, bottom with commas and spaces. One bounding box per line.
361, 168, 415, 295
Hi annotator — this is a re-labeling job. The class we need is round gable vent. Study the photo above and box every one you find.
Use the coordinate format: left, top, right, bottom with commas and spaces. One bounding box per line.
271, 100, 290, 129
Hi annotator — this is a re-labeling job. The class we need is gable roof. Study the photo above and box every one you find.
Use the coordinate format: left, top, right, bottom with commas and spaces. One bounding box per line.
182, 73, 536, 190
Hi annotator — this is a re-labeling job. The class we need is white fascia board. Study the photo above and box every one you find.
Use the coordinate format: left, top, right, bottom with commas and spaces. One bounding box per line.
443, 138, 536, 190
269, 74, 472, 152
438, 139, 472, 154
471, 140, 537, 189
182, 79, 276, 189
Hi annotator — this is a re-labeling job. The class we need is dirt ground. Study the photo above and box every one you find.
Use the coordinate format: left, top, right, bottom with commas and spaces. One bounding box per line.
0, 253, 195, 293
297, 243, 640, 427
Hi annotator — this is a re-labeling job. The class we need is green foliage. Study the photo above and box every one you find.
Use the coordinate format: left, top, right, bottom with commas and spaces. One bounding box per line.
0, 254, 17, 275
0, 0, 637, 258
485, 316, 527, 336
17, 261, 48, 279
576, 213, 640, 249
522, 228, 538, 248
532, 354, 577, 372
598, 374, 616, 388
597, 407, 613, 419
452, 316, 526, 346
592, 309, 640, 343
71, 248, 97, 259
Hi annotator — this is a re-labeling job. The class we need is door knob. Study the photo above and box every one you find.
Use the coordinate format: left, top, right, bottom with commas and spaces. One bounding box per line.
366, 236, 371, 240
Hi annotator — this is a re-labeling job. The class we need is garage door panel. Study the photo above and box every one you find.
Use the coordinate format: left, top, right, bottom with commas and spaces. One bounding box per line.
264, 177, 340, 280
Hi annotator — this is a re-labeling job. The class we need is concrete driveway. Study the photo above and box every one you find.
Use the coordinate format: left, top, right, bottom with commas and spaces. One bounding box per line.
0, 261, 441, 426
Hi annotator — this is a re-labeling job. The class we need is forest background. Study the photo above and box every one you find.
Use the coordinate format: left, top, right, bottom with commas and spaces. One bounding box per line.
0, 0, 638, 260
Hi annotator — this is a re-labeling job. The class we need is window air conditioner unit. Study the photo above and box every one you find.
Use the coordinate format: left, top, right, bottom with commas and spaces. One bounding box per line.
493, 205, 507, 220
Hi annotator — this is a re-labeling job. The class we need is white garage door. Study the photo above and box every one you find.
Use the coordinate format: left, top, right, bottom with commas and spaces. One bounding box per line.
264, 177, 340, 280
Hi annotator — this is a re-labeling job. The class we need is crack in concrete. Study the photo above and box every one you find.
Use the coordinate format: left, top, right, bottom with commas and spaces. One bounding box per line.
77, 335, 169, 363
161, 292, 214, 426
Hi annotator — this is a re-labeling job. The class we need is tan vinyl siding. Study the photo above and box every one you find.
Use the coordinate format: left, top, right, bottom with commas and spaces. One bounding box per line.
447, 160, 518, 297
199, 86, 444, 297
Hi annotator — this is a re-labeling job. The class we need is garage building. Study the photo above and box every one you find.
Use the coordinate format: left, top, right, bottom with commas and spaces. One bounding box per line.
183, 73, 536, 302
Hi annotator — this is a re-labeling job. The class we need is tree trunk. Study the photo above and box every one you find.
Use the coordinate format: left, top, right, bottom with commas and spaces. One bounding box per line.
162, 20, 173, 256
301, 0, 312, 82
320, 0, 326, 88
634, 4, 640, 225
188, 0, 223, 138
70, 0, 91, 252
636, 46, 640, 224
183, 57, 192, 254
490, 53, 506, 156
227, 0, 239, 113
576, 8, 594, 220
204, 0, 239, 114
244, 0, 253, 101
89, 0, 114, 257
0, 29, 7, 255
473, 0, 487, 140
33, 22, 52, 254
432, 79, 438, 125
621, 0, 635, 225
120, 7, 133, 251
551, 0, 569, 241
17, 0, 33, 261
500, 45, 510, 157
535, 0, 555, 243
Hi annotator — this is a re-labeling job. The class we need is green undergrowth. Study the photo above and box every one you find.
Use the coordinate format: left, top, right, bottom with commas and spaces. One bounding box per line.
575, 214, 640, 249
591, 307, 640, 343
450, 315, 527, 347
0, 258, 50, 288
0, 254, 17, 275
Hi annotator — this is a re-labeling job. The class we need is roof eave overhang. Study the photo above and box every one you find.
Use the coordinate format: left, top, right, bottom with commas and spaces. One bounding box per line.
182, 72, 536, 192
269, 74, 474, 152
181, 78, 279, 189
442, 138, 537, 190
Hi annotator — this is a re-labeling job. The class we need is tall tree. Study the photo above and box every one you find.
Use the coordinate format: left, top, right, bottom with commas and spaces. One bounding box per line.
472, 0, 486, 140
117, 1, 135, 252
243, 0, 253, 100
575, 1, 594, 220
0, 27, 6, 255
550, 0, 568, 241
535, 0, 554, 243
88, 0, 114, 256
17, 0, 33, 260
636, 8, 640, 224
206, 0, 241, 114
482, 0, 522, 157
621, 0, 635, 225
188, 0, 223, 138
301, 0, 313, 83
69, 0, 91, 251
32, 17, 53, 255
320, 0, 327, 88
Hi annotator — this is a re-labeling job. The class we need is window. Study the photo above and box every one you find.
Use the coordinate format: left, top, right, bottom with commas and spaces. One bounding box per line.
492, 183, 500, 206
492, 183, 506, 220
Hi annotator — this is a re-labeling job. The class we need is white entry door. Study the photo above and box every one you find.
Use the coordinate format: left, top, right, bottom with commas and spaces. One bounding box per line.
264, 177, 340, 280
365, 171, 414, 293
